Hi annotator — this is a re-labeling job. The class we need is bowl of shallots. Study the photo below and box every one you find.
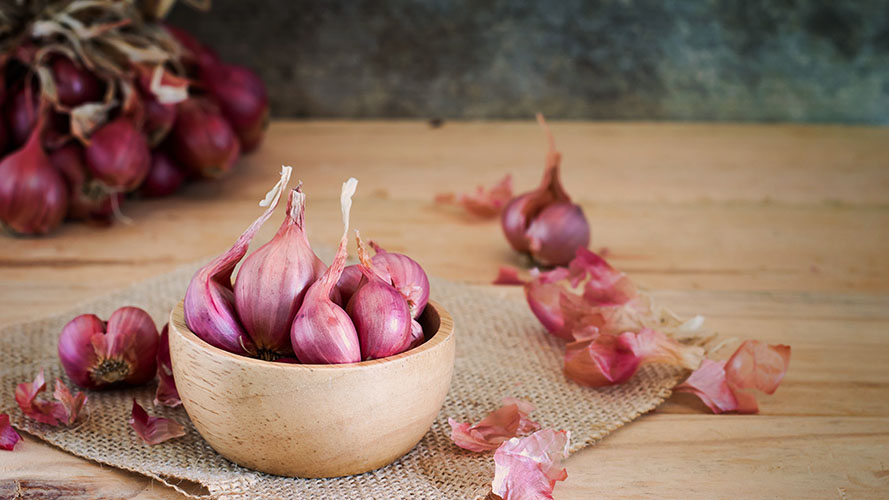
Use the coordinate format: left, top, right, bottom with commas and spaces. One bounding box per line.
167, 168, 456, 477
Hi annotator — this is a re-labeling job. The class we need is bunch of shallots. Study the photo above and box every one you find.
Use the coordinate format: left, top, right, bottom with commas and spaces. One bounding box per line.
0, 1, 268, 236
185, 167, 431, 363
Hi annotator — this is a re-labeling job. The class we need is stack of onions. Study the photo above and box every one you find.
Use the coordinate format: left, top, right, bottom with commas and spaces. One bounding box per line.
184, 168, 431, 363
0, 1, 269, 236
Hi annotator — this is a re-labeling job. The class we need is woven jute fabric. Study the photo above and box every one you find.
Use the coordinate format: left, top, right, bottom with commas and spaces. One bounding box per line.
0, 260, 687, 499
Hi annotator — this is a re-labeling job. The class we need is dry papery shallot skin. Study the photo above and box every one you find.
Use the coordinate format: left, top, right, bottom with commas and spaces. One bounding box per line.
500, 114, 590, 267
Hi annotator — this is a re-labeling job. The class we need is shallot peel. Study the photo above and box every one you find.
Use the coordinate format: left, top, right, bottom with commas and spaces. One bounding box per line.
563, 328, 703, 388
0, 414, 22, 450
85, 118, 151, 191
490, 429, 570, 500
235, 183, 325, 359
501, 114, 590, 266
170, 98, 240, 178
184, 166, 292, 355
675, 340, 791, 414
0, 113, 68, 235
347, 233, 413, 360
58, 307, 159, 390
368, 241, 430, 318
154, 324, 180, 407
290, 178, 361, 364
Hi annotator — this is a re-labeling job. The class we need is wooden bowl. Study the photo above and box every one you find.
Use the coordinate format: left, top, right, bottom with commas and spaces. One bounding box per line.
168, 300, 455, 478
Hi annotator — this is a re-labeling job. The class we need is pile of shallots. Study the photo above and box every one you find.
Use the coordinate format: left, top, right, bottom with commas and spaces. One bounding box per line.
0, 1, 268, 236
185, 167, 431, 363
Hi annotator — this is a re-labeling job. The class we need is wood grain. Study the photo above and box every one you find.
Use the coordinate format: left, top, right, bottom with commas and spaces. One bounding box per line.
1, 121, 887, 498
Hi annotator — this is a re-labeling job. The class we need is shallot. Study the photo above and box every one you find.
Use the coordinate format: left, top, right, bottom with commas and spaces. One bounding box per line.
85, 118, 151, 191
501, 114, 590, 266
169, 98, 240, 178
0, 113, 68, 235
234, 183, 326, 359
346, 233, 413, 360
368, 241, 430, 318
51, 144, 116, 224
51, 56, 102, 107
184, 167, 292, 355
290, 178, 362, 364
7, 83, 38, 146
58, 307, 159, 390
140, 151, 185, 198
202, 63, 269, 153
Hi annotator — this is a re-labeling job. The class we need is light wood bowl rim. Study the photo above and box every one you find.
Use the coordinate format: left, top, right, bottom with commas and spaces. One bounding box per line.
169, 299, 454, 370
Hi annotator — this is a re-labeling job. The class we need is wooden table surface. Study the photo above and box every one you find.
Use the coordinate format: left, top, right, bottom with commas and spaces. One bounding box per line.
1, 121, 888, 498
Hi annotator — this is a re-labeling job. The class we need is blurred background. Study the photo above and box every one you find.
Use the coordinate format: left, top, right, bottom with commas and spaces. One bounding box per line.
168, 0, 889, 123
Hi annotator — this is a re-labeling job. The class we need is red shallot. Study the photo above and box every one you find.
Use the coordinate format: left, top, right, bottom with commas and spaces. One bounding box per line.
85, 117, 151, 191
368, 241, 430, 318
346, 232, 413, 360
290, 178, 361, 364
169, 98, 240, 178
234, 182, 326, 359
51, 56, 102, 107
501, 114, 590, 266
140, 151, 185, 198
0, 113, 68, 235
58, 307, 159, 390
184, 167, 292, 355
202, 63, 269, 153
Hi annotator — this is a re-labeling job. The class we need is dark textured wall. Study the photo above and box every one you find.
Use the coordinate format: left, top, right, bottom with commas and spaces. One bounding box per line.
168, 0, 889, 123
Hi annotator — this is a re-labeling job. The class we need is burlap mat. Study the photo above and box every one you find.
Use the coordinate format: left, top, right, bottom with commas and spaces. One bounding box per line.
0, 258, 688, 499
